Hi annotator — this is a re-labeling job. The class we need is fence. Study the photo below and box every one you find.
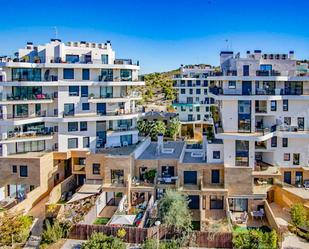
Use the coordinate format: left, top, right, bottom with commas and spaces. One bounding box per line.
69, 223, 233, 248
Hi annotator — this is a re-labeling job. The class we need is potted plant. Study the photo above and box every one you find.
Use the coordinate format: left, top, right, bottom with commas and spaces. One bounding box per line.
144, 169, 156, 183
89, 93, 95, 99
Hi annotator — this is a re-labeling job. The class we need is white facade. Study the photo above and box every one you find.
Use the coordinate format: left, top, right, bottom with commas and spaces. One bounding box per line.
210, 50, 309, 170
0, 39, 145, 156
173, 65, 216, 124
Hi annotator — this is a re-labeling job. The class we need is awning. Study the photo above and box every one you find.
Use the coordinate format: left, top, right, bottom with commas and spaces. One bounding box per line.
67, 183, 102, 203
109, 215, 136, 225
67, 193, 94, 203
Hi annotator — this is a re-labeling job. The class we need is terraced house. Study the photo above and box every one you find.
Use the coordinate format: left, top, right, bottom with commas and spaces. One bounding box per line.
0, 39, 144, 209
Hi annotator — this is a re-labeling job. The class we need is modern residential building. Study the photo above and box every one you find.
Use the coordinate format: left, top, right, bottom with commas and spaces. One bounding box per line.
208, 50, 309, 217
0, 39, 144, 209
172, 65, 216, 140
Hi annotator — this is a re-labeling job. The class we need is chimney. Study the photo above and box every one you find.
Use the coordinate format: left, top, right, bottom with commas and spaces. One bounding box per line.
157, 133, 164, 155
202, 132, 208, 161
254, 50, 262, 60
289, 51, 294, 59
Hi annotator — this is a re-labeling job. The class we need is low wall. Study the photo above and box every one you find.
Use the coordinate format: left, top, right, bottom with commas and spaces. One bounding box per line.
69, 224, 233, 248
264, 200, 285, 235
47, 175, 76, 204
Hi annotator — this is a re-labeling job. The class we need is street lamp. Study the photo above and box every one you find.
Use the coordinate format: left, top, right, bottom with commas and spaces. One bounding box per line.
155, 220, 161, 249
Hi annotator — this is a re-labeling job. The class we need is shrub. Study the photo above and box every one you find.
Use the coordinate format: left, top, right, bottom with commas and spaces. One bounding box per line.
290, 203, 307, 227
81, 232, 125, 249
0, 213, 33, 246
93, 217, 110, 225
41, 219, 71, 245
144, 169, 157, 182
232, 228, 277, 249
142, 239, 180, 249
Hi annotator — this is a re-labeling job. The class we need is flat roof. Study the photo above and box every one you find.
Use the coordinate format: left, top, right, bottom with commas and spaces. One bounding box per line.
137, 141, 185, 160
96, 143, 139, 156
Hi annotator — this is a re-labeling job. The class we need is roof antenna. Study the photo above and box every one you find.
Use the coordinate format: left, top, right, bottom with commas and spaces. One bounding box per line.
225, 39, 229, 50
54, 26, 58, 39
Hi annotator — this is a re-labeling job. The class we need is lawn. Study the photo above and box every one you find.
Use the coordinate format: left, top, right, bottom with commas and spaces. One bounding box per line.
93, 217, 110, 225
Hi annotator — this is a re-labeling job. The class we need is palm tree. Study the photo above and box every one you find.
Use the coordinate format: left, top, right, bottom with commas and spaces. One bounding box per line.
149, 121, 166, 140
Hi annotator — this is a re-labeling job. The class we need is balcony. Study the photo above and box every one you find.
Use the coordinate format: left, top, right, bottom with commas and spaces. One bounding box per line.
0, 128, 54, 143
88, 92, 141, 103
114, 59, 139, 66
157, 175, 178, 185
0, 93, 55, 104
256, 70, 281, 76
1, 111, 57, 120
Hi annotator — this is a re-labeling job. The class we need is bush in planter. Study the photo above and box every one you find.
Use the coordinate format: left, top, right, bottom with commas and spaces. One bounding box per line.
144, 169, 157, 183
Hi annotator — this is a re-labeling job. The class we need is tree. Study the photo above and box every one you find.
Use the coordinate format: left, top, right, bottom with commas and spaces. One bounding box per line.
158, 189, 192, 238
149, 121, 166, 140
290, 203, 307, 227
81, 232, 125, 249
137, 120, 148, 136
0, 212, 33, 246
168, 118, 181, 140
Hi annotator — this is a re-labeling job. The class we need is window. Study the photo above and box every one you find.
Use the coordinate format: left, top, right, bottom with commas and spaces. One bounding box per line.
100, 69, 113, 81
211, 170, 220, 184
270, 100, 277, 111
184, 171, 197, 185
65, 54, 79, 63
82, 103, 90, 111
69, 86, 79, 96
181, 106, 186, 111
238, 100, 251, 132
229, 198, 248, 212
19, 165, 28, 177
120, 69, 132, 81
83, 137, 90, 148
92, 163, 100, 175
81, 86, 88, 97
293, 153, 300, 165
12, 165, 17, 173
284, 117, 291, 126
180, 89, 185, 94
80, 121, 87, 131
284, 153, 290, 161
189, 89, 193, 94
196, 106, 200, 112
196, 80, 201, 86
64, 103, 74, 116
197, 114, 200, 120
68, 138, 78, 149
196, 89, 201, 94
203, 80, 208, 87
12, 68, 41, 81
282, 138, 288, 147
111, 170, 124, 184
235, 140, 249, 166
100, 86, 113, 98
82, 69, 90, 80
283, 99, 288, 111
204, 89, 208, 95
210, 196, 224, 209
243, 65, 249, 76
295, 171, 303, 186
213, 151, 220, 159
101, 54, 108, 64
228, 81, 236, 89
16, 141, 45, 153
63, 69, 74, 79
271, 136, 277, 147
68, 122, 78, 132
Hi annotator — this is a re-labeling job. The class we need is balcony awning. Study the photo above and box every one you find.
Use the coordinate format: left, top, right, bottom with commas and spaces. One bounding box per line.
109, 215, 136, 226
67, 183, 102, 203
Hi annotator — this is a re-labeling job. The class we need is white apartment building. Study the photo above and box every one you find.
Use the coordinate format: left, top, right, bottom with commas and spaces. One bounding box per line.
208, 50, 309, 210
172, 65, 216, 139
0, 39, 145, 157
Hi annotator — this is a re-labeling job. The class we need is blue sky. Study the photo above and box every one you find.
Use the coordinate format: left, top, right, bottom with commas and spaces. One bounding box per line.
0, 0, 308, 73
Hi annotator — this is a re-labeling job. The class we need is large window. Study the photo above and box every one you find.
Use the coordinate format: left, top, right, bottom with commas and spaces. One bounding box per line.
210, 196, 224, 209
12, 68, 41, 81
63, 69, 74, 79
100, 86, 113, 98
211, 170, 220, 184
16, 141, 45, 153
271, 100, 277, 111
282, 138, 288, 147
293, 153, 300, 165
271, 136, 277, 147
120, 134, 133, 146
68, 122, 78, 132
238, 100, 251, 132
68, 138, 78, 149
65, 54, 79, 63
184, 171, 197, 185
13, 104, 29, 118
100, 69, 113, 81
283, 100, 289, 111
12, 86, 42, 100
284, 81, 303, 95
111, 170, 124, 184
120, 69, 132, 81
229, 198, 248, 212
19, 165, 28, 177
82, 103, 90, 111
235, 140, 249, 166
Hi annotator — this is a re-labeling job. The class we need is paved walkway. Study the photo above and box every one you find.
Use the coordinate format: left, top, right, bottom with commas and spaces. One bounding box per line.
24, 196, 49, 249
61, 239, 84, 249
282, 233, 309, 249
